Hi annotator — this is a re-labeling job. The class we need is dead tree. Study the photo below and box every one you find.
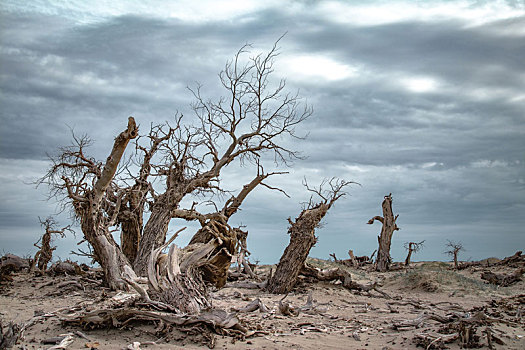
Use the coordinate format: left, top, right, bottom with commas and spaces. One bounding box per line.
445, 240, 464, 269
367, 193, 400, 272
133, 40, 311, 275
181, 167, 286, 288
39, 41, 310, 292
38, 117, 139, 289
33, 216, 73, 271
404, 240, 425, 267
234, 227, 258, 280
267, 178, 353, 294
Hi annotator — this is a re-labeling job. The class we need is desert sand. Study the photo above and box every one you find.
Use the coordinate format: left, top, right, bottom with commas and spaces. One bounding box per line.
1, 257, 524, 349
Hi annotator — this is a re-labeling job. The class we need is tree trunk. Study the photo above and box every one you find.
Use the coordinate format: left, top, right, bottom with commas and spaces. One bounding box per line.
453, 252, 459, 269
405, 248, 413, 267
119, 190, 144, 264
81, 214, 133, 290
134, 200, 172, 276
36, 231, 54, 271
186, 220, 237, 288
348, 250, 358, 268
75, 117, 138, 289
368, 194, 399, 272
267, 203, 329, 294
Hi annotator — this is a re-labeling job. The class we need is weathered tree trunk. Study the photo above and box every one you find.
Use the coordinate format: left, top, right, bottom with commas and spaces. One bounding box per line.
453, 251, 459, 269
405, 246, 413, 267
368, 193, 399, 272
348, 250, 358, 267
75, 117, 139, 289
118, 190, 143, 264
134, 199, 173, 276
36, 230, 54, 271
187, 220, 237, 288
267, 203, 329, 294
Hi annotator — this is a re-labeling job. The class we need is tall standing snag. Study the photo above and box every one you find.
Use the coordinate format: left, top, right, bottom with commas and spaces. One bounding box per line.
39, 117, 139, 289
368, 193, 400, 272
267, 178, 352, 294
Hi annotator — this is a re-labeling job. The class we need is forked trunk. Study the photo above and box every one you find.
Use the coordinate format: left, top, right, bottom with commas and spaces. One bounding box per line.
368, 194, 399, 272
74, 117, 138, 289
134, 203, 172, 276
81, 213, 134, 290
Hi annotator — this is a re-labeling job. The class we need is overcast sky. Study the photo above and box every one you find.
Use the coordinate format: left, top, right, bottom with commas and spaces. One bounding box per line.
1, 0, 524, 265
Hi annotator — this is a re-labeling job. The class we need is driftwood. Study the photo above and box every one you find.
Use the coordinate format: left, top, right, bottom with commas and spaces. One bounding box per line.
497, 251, 525, 267
300, 263, 390, 298
0, 321, 20, 350
0, 254, 29, 283
401, 294, 523, 349
481, 268, 524, 286
232, 298, 270, 313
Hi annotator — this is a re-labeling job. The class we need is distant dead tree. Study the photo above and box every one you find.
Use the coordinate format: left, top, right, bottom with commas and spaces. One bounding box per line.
38, 40, 311, 296
444, 240, 464, 269
33, 216, 73, 272
267, 178, 353, 294
367, 193, 400, 272
403, 240, 425, 267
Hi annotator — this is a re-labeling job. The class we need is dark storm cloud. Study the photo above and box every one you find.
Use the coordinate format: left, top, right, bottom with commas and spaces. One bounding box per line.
1, 3, 524, 263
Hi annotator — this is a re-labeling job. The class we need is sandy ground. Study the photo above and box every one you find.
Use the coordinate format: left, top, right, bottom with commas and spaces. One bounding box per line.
1, 259, 524, 349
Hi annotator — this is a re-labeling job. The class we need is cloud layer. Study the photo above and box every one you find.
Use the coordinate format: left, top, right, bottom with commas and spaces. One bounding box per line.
1, 0, 524, 264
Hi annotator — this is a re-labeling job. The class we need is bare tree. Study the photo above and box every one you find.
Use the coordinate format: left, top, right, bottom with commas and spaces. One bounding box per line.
38, 117, 139, 289
444, 240, 464, 269
267, 178, 353, 294
367, 193, 400, 272
32, 216, 73, 272
133, 40, 311, 275
39, 41, 310, 295
403, 240, 425, 267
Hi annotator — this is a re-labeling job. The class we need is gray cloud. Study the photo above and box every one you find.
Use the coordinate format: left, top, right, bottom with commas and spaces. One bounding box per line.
1, 2, 524, 264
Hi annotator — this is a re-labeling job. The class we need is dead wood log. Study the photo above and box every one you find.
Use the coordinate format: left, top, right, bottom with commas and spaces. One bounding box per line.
367, 193, 399, 272
224, 280, 267, 289
0, 254, 29, 271
267, 178, 352, 294
61, 308, 249, 334
232, 298, 270, 313
300, 263, 390, 298
392, 312, 452, 330
278, 294, 299, 316
497, 251, 524, 267
414, 332, 459, 349
0, 321, 20, 350
481, 268, 524, 287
